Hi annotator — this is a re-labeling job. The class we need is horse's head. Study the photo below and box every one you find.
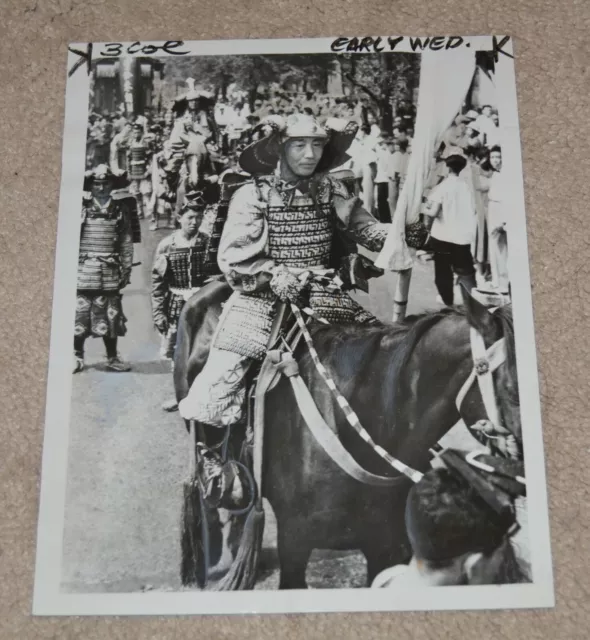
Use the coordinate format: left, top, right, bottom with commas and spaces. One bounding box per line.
459, 287, 521, 458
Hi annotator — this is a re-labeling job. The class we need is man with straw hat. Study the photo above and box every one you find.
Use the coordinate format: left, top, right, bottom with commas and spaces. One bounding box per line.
179, 113, 390, 431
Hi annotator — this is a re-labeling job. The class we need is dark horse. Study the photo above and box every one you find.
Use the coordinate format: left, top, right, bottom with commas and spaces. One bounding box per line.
174, 281, 521, 588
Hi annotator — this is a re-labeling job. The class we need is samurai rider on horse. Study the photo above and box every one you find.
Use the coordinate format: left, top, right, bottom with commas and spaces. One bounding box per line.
174, 113, 528, 590
178, 113, 390, 461
167, 80, 220, 218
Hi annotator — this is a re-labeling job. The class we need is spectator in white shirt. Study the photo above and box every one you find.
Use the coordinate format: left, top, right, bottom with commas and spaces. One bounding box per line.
347, 125, 377, 205
487, 145, 509, 293
423, 153, 477, 306
359, 124, 378, 213
474, 105, 496, 144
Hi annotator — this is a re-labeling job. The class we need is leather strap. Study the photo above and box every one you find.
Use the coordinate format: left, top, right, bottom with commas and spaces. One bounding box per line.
277, 352, 406, 487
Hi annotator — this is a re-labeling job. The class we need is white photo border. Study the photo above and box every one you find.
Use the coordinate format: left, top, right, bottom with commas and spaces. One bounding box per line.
33, 35, 554, 616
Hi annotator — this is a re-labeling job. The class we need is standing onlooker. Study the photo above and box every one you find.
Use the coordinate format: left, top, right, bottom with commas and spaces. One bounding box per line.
487, 145, 509, 293
462, 145, 491, 282
474, 105, 496, 145
441, 114, 469, 156
359, 125, 378, 214
214, 99, 233, 155
366, 111, 381, 146
346, 125, 376, 201
389, 138, 410, 212
485, 112, 501, 149
423, 153, 477, 306
374, 134, 394, 223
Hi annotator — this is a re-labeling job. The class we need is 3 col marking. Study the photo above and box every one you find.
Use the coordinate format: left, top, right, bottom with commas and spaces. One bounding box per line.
99, 41, 190, 57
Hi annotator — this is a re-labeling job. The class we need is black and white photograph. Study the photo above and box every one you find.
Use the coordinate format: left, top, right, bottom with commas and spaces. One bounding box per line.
33, 36, 553, 616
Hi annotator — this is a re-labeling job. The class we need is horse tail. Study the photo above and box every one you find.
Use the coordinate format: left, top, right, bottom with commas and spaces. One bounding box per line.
173, 301, 194, 405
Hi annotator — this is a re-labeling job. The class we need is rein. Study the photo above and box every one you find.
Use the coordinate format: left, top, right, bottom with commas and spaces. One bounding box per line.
261, 268, 521, 490
290, 303, 424, 484
456, 328, 521, 461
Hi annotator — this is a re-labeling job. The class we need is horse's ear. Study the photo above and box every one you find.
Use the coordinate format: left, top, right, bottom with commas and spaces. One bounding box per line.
460, 284, 496, 339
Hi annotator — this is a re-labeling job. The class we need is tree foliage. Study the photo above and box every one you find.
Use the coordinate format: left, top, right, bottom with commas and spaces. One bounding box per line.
161, 52, 420, 130
163, 54, 337, 105
339, 53, 420, 132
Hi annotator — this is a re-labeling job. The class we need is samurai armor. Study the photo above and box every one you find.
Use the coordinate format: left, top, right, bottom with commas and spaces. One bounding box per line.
212, 176, 377, 361
128, 142, 148, 179
168, 244, 208, 289
74, 292, 127, 338
214, 291, 277, 360
77, 219, 121, 291
307, 284, 378, 325
79, 218, 119, 255
266, 202, 333, 268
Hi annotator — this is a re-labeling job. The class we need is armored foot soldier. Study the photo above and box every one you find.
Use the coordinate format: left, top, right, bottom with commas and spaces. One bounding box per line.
74, 165, 134, 373
178, 114, 390, 429
151, 196, 216, 410
126, 121, 153, 220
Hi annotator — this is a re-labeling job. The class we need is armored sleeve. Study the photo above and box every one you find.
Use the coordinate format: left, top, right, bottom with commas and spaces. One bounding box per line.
329, 177, 390, 253
217, 182, 276, 293
151, 236, 172, 325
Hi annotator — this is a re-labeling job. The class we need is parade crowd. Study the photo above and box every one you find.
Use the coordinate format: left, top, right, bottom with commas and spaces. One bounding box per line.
85, 87, 508, 342
79, 86, 509, 373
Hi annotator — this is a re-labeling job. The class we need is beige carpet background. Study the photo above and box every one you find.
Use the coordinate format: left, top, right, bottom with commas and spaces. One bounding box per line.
1, 0, 589, 637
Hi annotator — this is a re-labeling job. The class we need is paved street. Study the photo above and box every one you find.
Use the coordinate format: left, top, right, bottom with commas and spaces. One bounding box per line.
61, 218, 479, 593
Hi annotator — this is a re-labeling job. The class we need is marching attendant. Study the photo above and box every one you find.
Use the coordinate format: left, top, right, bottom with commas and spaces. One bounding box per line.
126, 121, 153, 220
149, 143, 182, 231
73, 165, 133, 373
151, 196, 213, 360
422, 152, 477, 307
152, 196, 214, 411
179, 114, 390, 433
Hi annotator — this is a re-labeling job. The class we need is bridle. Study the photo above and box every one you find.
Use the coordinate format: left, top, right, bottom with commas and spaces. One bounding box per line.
455, 327, 521, 462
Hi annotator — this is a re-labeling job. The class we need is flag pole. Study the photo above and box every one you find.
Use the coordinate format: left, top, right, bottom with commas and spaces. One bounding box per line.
392, 268, 412, 322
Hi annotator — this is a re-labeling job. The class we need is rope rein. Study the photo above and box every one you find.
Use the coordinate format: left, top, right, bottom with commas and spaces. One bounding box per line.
290, 303, 424, 484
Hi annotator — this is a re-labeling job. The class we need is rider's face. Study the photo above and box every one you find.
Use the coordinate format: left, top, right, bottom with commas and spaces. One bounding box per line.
283, 137, 326, 177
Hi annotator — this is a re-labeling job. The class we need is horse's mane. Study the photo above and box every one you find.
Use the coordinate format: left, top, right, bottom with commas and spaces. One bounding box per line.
307, 304, 516, 404
397, 307, 465, 373
307, 308, 465, 412
308, 307, 463, 349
